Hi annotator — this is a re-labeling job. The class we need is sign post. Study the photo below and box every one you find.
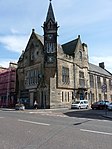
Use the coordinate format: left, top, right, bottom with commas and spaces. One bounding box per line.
102, 84, 107, 115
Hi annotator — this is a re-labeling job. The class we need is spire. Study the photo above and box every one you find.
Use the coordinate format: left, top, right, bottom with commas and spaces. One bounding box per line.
46, 0, 55, 23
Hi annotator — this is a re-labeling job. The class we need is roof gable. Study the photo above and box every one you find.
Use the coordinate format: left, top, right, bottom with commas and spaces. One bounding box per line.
25, 30, 44, 52
61, 38, 78, 55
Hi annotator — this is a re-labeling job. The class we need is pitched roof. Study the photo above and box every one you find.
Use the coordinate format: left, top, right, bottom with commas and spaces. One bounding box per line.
35, 33, 44, 45
46, 2, 55, 23
89, 63, 111, 77
62, 38, 78, 55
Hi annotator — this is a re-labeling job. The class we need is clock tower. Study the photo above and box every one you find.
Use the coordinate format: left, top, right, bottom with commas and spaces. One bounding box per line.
43, 0, 58, 64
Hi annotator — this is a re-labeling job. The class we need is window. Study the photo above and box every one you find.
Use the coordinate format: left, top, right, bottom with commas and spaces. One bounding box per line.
68, 92, 69, 102
47, 21, 53, 29
99, 94, 101, 100
30, 44, 35, 61
79, 71, 85, 87
103, 77, 107, 85
109, 79, 112, 90
62, 92, 64, 102
89, 74, 94, 88
46, 43, 54, 53
31, 50, 34, 60
62, 67, 69, 84
25, 69, 38, 86
79, 71, 84, 79
65, 92, 67, 102
111, 95, 112, 101
79, 51, 82, 60
97, 76, 101, 89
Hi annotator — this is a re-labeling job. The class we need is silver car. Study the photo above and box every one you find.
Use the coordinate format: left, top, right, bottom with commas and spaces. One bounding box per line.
15, 103, 25, 110
71, 100, 89, 109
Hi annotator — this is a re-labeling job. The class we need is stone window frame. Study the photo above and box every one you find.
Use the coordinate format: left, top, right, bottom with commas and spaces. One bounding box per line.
46, 43, 55, 53
79, 51, 82, 60
109, 79, 112, 90
97, 76, 101, 89
79, 71, 85, 87
25, 69, 38, 86
62, 66, 70, 84
89, 74, 94, 88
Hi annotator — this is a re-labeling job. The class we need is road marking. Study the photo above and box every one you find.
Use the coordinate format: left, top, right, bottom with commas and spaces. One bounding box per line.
29, 111, 68, 118
80, 129, 112, 136
18, 119, 50, 126
29, 111, 52, 114
0, 117, 4, 118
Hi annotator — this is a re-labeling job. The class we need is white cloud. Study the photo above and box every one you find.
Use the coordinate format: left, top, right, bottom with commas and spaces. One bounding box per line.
0, 35, 28, 53
11, 28, 19, 34
89, 56, 112, 73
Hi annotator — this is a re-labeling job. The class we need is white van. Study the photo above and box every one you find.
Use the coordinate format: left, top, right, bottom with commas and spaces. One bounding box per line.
71, 100, 89, 109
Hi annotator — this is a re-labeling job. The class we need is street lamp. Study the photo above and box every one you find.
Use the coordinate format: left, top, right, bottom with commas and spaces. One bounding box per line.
90, 90, 92, 105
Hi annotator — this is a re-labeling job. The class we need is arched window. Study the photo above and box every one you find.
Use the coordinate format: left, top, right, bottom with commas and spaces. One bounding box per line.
79, 51, 82, 60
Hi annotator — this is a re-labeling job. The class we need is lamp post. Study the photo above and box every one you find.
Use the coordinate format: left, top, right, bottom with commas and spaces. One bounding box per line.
90, 90, 92, 106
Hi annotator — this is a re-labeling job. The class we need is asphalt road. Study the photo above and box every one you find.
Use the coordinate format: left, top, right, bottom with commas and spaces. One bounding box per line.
0, 109, 112, 149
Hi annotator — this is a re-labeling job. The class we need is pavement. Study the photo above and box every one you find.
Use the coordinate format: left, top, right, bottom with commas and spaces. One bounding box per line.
0, 107, 112, 119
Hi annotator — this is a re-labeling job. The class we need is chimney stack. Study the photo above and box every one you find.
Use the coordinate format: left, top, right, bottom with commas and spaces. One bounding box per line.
99, 62, 105, 69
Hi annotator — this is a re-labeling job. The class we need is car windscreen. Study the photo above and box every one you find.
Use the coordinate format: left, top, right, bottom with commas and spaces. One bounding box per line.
73, 101, 80, 104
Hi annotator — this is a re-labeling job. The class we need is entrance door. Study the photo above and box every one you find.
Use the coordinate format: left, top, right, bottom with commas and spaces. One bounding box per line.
41, 91, 46, 109
80, 93, 84, 100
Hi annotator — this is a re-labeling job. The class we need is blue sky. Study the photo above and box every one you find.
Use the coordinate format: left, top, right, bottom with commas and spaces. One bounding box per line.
0, 0, 112, 72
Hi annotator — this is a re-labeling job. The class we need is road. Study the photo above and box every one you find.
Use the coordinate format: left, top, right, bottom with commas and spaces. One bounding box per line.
0, 109, 112, 149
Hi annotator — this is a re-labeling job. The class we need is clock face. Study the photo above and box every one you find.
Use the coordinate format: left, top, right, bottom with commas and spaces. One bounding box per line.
47, 56, 54, 63
47, 34, 53, 40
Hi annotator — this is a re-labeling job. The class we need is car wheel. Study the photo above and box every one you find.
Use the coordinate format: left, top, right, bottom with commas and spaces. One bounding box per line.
99, 107, 103, 110
79, 106, 81, 109
86, 106, 88, 109
92, 107, 95, 110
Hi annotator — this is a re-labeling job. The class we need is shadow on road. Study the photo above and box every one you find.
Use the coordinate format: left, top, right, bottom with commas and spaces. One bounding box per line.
63, 109, 112, 121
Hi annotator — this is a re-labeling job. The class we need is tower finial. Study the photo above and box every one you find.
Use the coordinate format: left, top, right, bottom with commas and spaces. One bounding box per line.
50, 0, 52, 2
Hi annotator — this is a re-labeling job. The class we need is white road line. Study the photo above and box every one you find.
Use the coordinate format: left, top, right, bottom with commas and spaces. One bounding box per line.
18, 119, 50, 126
80, 129, 112, 136
0, 117, 4, 118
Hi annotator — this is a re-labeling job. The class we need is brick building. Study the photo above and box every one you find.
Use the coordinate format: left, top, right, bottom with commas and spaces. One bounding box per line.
17, 1, 112, 108
0, 62, 17, 108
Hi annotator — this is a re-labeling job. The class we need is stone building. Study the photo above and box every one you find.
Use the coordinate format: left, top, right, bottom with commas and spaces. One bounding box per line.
17, 1, 112, 108
88, 62, 112, 104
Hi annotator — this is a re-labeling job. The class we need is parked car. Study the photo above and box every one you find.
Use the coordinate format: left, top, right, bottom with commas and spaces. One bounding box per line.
15, 103, 25, 110
107, 102, 112, 111
71, 100, 89, 109
91, 100, 110, 110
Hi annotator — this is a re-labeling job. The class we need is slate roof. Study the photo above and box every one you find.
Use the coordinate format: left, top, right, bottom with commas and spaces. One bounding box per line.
46, 2, 55, 23
35, 33, 44, 45
61, 38, 78, 55
89, 63, 111, 77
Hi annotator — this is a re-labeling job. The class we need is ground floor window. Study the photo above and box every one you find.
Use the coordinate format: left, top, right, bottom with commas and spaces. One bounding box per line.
99, 94, 101, 100
61, 91, 70, 102
111, 95, 112, 101
68, 92, 69, 102
62, 92, 64, 102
